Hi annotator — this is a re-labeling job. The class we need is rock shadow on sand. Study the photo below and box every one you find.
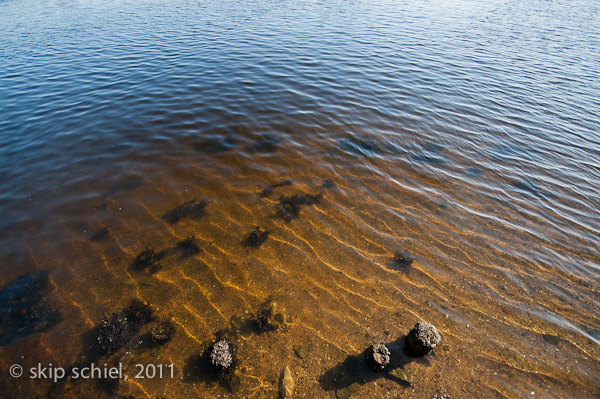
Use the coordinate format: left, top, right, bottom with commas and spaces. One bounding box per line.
318, 334, 431, 399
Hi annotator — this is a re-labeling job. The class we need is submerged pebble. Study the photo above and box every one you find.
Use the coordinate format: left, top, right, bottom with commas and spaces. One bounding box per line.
210, 339, 234, 369
280, 366, 295, 398
367, 343, 390, 372
406, 321, 441, 357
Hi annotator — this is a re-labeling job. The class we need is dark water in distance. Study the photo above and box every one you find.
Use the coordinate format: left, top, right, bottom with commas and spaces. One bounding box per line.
1, 0, 599, 398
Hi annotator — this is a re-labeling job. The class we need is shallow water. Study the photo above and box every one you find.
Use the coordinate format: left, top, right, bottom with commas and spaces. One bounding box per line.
1, 0, 599, 398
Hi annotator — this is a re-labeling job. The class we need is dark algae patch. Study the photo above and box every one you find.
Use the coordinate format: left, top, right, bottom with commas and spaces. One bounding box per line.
276, 192, 323, 222
175, 236, 201, 258
97, 299, 154, 355
103, 175, 143, 197
89, 227, 110, 242
259, 179, 292, 198
391, 250, 414, 272
150, 320, 176, 343
242, 226, 270, 248
0, 272, 60, 346
192, 134, 235, 153
252, 133, 280, 152
162, 199, 209, 224
254, 299, 286, 332
131, 247, 164, 273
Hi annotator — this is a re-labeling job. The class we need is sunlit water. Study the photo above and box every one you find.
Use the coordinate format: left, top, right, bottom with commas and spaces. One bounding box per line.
1, 0, 599, 398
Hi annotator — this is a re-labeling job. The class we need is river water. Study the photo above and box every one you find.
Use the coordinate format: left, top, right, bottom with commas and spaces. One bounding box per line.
1, 0, 599, 398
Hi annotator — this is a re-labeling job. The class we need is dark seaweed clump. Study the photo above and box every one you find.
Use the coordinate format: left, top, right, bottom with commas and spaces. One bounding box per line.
259, 179, 292, 198
252, 134, 280, 152
175, 236, 201, 258
320, 180, 336, 189
242, 227, 270, 248
254, 299, 286, 332
162, 199, 209, 224
391, 251, 414, 271
276, 193, 323, 222
103, 176, 143, 198
131, 247, 164, 273
339, 136, 382, 157
151, 320, 176, 343
192, 134, 235, 154
0, 272, 61, 346
89, 228, 110, 242
97, 299, 154, 355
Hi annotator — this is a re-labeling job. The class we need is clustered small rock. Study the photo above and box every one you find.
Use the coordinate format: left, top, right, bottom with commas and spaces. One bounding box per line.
210, 339, 234, 369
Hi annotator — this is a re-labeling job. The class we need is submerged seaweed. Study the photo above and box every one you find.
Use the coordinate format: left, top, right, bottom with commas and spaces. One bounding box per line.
242, 227, 270, 248
89, 228, 110, 242
175, 236, 201, 258
252, 134, 280, 152
97, 299, 154, 355
151, 320, 176, 343
320, 180, 336, 189
391, 251, 414, 272
276, 193, 323, 222
162, 199, 209, 224
259, 179, 292, 198
192, 134, 235, 153
254, 299, 286, 332
131, 247, 164, 273
0, 272, 61, 346
103, 176, 143, 197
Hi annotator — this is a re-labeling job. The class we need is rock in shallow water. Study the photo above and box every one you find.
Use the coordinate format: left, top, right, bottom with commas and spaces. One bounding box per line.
280, 366, 294, 398
406, 321, 441, 357
210, 339, 234, 369
367, 342, 390, 372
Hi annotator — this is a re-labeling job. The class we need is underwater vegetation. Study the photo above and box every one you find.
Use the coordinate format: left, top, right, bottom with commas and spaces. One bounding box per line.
175, 236, 201, 258
162, 199, 209, 224
131, 247, 165, 274
89, 227, 110, 242
0, 272, 61, 346
150, 320, 176, 343
103, 175, 143, 198
252, 133, 280, 152
97, 299, 154, 355
131, 237, 202, 274
391, 250, 414, 272
276, 193, 323, 222
320, 179, 336, 189
259, 179, 292, 198
192, 134, 235, 153
242, 227, 270, 248
339, 136, 383, 157
410, 142, 446, 166
254, 299, 287, 332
